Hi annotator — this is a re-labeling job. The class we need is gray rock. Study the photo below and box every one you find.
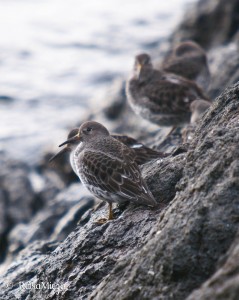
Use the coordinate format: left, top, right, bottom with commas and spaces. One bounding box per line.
1, 82, 239, 299
89, 83, 239, 300
102, 78, 127, 120
186, 232, 239, 300
0, 156, 37, 263
1, 0, 239, 299
142, 154, 185, 204
208, 42, 239, 99
171, 0, 239, 49
4, 184, 95, 269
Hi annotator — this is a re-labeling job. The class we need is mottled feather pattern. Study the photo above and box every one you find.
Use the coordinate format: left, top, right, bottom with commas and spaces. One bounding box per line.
111, 134, 167, 164
74, 137, 156, 207
127, 54, 210, 127
161, 41, 210, 90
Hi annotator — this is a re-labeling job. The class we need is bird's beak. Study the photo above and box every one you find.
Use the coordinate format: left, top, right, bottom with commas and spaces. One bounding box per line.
49, 132, 81, 163
136, 63, 142, 80
59, 132, 81, 147
49, 146, 71, 162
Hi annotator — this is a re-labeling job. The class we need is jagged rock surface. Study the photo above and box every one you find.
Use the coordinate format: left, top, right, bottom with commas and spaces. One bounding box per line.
89, 83, 239, 300
171, 0, 239, 49
1, 0, 239, 299
1, 83, 239, 299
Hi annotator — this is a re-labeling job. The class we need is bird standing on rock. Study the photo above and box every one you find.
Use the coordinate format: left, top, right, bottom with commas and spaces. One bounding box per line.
161, 41, 211, 90
50, 121, 157, 222
126, 53, 210, 133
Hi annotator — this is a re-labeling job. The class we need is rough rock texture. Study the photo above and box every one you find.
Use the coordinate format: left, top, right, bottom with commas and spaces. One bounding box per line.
1, 0, 239, 299
89, 83, 239, 300
208, 41, 239, 99
171, 0, 239, 49
186, 233, 239, 300
1, 83, 239, 299
0, 155, 39, 263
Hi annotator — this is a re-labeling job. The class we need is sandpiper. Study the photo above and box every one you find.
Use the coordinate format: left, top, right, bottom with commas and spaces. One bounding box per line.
50, 129, 167, 166
51, 121, 157, 222
126, 53, 210, 132
161, 41, 210, 90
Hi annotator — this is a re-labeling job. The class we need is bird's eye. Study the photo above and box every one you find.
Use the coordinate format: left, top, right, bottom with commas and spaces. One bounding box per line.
83, 127, 93, 134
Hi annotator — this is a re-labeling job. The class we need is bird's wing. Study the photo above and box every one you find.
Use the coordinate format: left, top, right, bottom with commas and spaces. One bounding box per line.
143, 73, 210, 113
78, 149, 157, 206
112, 134, 167, 165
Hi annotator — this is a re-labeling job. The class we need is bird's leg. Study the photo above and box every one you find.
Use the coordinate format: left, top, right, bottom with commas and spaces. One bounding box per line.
95, 203, 114, 224
158, 125, 177, 148
108, 203, 113, 220
166, 125, 177, 138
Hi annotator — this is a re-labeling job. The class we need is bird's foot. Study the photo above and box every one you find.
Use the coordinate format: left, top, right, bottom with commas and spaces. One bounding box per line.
95, 217, 110, 225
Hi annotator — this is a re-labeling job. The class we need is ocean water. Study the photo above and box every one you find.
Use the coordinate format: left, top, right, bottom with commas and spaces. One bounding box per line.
0, 0, 196, 164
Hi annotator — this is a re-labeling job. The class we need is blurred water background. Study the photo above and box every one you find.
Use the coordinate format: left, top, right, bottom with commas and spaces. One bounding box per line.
0, 0, 196, 165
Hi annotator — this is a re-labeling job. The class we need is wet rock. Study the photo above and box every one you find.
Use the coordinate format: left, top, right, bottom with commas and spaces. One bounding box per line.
1, 0, 239, 299
186, 233, 239, 300
0, 156, 36, 225
0, 155, 38, 263
4, 184, 95, 268
0, 240, 59, 296
0, 201, 163, 299
89, 83, 239, 300
171, 0, 239, 49
1, 82, 239, 299
142, 154, 185, 204
103, 78, 127, 120
0, 152, 82, 267
208, 42, 239, 99
38, 151, 78, 187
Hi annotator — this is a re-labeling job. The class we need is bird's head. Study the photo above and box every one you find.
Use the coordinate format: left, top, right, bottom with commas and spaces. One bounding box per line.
49, 128, 80, 162
134, 53, 153, 82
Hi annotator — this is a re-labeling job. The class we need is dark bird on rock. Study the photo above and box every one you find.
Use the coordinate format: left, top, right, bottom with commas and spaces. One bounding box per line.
50, 121, 157, 222
126, 53, 211, 133
50, 129, 167, 166
161, 41, 211, 90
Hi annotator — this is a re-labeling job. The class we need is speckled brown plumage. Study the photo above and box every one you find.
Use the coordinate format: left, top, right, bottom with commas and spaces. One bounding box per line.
52, 121, 157, 221
161, 41, 210, 90
111, 134, 168, 165
126, 53, 211, 127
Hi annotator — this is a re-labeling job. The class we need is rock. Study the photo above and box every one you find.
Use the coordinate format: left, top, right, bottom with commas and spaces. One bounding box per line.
186, 233, 239, 300
0, 155, 38, 263
3, 184, 95, 270
171, 0, 239, 49
38, 151, 78, 187
208, 41, 239, 99
0, 240, 59, 297
103, 78, 127, 120
89, 83, 239, 300
0, 151, 86, 268
142, 154, 185, 204
1, 82, 239, 299
1, 0, 239, 299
